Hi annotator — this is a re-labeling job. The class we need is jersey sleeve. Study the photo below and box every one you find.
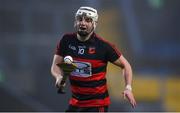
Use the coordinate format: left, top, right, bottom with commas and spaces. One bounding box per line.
55, 35, 66, 56
106, 43, 121, 63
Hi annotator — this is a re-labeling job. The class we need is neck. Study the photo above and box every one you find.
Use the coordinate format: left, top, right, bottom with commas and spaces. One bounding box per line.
77, 32, 93, 42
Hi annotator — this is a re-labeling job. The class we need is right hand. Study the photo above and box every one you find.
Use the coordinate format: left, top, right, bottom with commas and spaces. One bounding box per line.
55, 75, 65, 88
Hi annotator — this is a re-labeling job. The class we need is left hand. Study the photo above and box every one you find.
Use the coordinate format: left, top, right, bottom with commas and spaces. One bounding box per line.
122, 90, 137, 108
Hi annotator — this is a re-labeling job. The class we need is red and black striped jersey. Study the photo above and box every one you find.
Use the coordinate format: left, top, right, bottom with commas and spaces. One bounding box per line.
55, 32, 121, 107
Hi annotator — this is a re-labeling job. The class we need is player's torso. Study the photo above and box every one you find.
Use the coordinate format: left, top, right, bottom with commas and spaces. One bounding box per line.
61, 33, 110, 107
63, 34, 107, 78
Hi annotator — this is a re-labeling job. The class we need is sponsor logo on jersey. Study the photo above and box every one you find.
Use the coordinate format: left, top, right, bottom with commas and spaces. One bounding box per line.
71, 60, 92, 77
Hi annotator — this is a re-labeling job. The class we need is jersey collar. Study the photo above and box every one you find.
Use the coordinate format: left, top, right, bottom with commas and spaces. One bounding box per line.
75, 32, 96, 44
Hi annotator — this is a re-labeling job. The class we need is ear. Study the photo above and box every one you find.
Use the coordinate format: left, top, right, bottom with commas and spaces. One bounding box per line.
95, 21, 98, 26
93, 21, 98, 30
74, 21, 77, 28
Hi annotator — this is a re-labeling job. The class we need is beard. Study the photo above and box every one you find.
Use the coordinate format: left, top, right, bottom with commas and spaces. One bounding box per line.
77, 30, 89, 37
77, 27, 94, 37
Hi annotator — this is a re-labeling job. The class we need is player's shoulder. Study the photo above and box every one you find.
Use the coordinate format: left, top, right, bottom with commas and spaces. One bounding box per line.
58, 32, 76, 44
94, 33, 115, 47
62, 32, 76, 39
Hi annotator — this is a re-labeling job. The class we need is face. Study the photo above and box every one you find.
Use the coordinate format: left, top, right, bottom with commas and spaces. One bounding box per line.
75, 15, 94, 37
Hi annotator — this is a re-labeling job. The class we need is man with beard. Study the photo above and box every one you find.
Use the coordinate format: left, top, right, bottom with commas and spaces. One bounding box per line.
51, 6, 136, 112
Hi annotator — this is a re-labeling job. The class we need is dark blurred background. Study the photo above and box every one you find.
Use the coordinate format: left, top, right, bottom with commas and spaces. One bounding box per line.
0, 0, 180, 112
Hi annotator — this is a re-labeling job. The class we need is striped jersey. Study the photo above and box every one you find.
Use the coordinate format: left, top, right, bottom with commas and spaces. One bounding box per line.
55, 32, 121, 107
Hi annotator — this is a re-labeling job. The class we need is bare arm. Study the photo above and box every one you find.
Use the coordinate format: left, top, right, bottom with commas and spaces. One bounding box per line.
51, 55, 64, 85
113, 55, 132, 86
112, 55, 137, 108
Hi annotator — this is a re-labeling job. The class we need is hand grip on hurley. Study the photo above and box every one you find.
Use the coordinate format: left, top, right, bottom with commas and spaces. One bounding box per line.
56, 56, 77, 94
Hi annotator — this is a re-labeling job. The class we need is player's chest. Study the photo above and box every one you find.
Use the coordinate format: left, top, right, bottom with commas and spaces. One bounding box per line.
64, 42, 105, 58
